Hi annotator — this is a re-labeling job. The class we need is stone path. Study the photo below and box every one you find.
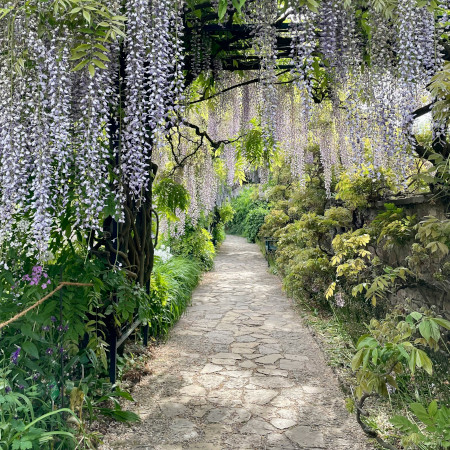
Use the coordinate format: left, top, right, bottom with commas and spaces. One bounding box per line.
101, 235, 370, 449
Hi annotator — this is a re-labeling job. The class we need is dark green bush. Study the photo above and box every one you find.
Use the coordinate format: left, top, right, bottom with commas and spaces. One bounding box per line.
243, 206, 270, 242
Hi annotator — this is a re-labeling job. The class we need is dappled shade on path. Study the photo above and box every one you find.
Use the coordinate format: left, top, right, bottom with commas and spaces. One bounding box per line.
101, 235, 369, 449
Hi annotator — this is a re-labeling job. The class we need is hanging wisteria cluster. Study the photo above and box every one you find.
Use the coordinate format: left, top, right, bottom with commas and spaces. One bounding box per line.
0, 0, 447, 257
0, 0, 186, 258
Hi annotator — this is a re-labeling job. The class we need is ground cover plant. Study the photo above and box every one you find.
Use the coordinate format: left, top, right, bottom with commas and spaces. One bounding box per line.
1, 0, 450, 448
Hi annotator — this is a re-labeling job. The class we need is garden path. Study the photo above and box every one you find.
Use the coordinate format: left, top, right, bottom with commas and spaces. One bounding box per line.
100, 235, 370, 450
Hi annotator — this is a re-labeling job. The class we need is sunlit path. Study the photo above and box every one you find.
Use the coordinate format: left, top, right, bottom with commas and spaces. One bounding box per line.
101, 235, 369, 450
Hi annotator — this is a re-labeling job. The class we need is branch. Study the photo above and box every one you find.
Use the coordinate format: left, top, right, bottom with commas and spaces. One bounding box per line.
189, 69, 291, 105
355, 393, 399, 450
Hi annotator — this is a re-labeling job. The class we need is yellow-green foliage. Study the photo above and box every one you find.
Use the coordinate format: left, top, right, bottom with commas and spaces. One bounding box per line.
336, 165, 396, 209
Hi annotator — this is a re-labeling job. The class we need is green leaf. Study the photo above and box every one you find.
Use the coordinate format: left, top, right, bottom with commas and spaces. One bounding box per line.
409, 311, 422, 321
431, 317, 450, 330
73, 59, 89, 71
351, 348, 364, 371
411, 402, 432, 424
88, 64, 95, 77
428, 400, 438, 417
92, 59, 107, 69
22, 341, 39, 359
415, 349, 433, 375
83, 9, 91, 23
390, 415, 420, 433
218, 0, 228, 19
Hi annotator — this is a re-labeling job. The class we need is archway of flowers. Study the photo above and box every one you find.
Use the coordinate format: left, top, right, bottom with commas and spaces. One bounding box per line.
1, 1, 448, 287
0, 1, 449, 445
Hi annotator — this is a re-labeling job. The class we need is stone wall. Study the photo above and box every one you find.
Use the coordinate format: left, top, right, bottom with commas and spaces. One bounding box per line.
364, 195, 449, 319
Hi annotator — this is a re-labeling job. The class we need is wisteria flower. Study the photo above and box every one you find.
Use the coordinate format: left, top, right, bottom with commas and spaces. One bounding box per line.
10, 347, 21, 365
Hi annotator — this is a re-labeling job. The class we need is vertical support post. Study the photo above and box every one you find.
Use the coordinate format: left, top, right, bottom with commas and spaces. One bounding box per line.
108, 329, 117, 385
106, 217, 119, 385
59, 268, 65, 409
143, 280, 150, 347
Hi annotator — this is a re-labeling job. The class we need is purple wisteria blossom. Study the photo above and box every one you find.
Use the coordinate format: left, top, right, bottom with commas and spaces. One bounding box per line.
10, 347, 21, 365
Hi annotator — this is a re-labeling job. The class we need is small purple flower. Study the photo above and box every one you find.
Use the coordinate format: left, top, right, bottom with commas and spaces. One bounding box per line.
50, 316, 57, 322
5, 386, 11, 393
42, 325, 50, 331
10, 347, 21, 365
57, 324, 64, 332
33, 373, 40, 381
46, 348, 54, 355
58, 346, 64, 354
18, 384, 25, 390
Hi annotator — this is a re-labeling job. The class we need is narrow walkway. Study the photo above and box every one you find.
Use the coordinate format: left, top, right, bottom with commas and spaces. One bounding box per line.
101, 236, 369, 449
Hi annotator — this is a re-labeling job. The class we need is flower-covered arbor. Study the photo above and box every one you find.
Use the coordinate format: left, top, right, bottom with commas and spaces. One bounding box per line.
0, 0, 448, 284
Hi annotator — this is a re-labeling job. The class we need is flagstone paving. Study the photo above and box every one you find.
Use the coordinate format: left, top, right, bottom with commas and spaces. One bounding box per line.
100, 235, 370, 450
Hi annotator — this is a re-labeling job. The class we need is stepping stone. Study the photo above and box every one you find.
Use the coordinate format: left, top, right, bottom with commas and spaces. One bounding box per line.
255, 354, 283, 364
197, 374, 225, 389
257, 368, 288, 377
244, 389, 278, 405
179, 384, 206, 397
159, 402, 188, 417
239, 360, 257, 369
211, 358, 237, 366
201, 363, 222, 374
213, 353, 242, 360
270, 418, 297, 429
240, 418, 276, 435
222, 370, 252, 378
168, 418, 198, 441
249, 376, 295, 389
285, 426, 325, 447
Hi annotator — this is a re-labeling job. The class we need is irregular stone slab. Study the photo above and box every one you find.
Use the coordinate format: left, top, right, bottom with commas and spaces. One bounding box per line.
231, 342, 260, 348
212, 353, 242, 360
179, 384, 207, 397
239, 360, 257, 369
270, 418, 297, 429
244, 389, 278, 405
286, 426, 325, 447
205, 331, 234, 344
257, 368, 289, 377
197, 374, 225, 389
255, 354, 283, 364
222, 370, 252, 378
159, 402, 188, 417
240, 418, 276, 435
200, 363, 222, 374
168, 418, 198, 441
249, 376, 295, 389
231, 347, 255, 354
235, 335, 257, 343
266, 433, 298, 449
211, 358, 237, 366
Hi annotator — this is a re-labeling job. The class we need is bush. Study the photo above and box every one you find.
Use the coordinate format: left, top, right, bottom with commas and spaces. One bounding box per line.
147, 256, 201, 336
170, 225, 215, 271
227, 185, 266, 236
243, 206, 270, 242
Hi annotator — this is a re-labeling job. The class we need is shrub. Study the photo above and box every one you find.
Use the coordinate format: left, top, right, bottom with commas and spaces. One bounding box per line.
336, 165, 396, 209
228, 185, 266, 236
243, 206, 270, 242
170, 225, 215, 271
